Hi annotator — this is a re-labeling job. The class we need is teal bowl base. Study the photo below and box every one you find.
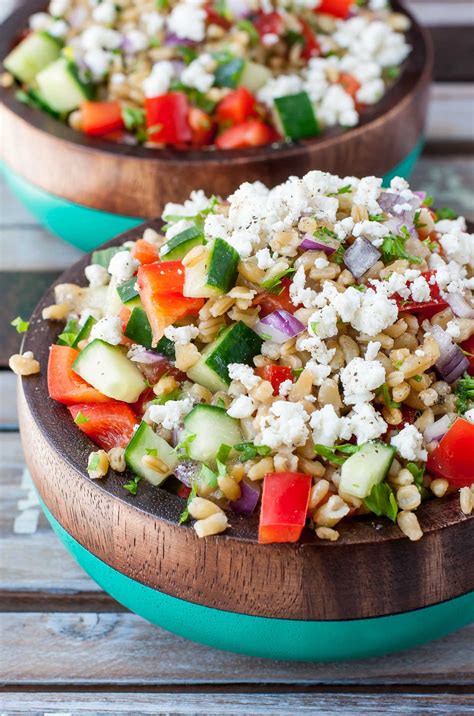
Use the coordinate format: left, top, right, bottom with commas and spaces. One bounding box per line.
40, 497, 473, 662
2, 139, 424, 252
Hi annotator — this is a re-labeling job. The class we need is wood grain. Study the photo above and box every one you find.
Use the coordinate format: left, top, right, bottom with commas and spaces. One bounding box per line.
0, 0, 432, 217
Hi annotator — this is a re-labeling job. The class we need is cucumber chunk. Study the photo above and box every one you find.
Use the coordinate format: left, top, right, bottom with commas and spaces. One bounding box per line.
124, 306, 152, 348
274, 92, 320, 140
239, 61, 272, 93
116, 277, 140, 306
214, 57, 245, 88
160, 226, 204, 262
339, 442, 396, 499
183, 238, 239, 298
73, 315, 96, 348
36, 57, 93, 112
91, 246, 127, 268
124, 421, 177, 486
4, 31, 62, 83
73, 339, 146, 403
187, 321, 263, 391
184, 404, 242, 463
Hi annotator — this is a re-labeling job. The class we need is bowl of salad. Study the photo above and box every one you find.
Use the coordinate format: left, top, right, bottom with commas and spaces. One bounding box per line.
1, 0, 431, 250
13, 170, 473, 661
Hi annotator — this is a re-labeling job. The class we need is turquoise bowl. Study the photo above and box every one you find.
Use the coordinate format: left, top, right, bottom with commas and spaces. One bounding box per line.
2, 140, 423, 252
42, 496, 473, 662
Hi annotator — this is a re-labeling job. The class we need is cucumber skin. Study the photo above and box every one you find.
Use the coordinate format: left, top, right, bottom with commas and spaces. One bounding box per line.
339, 442, 396, 499
124, 307, 153, 348
274, 92, 320, 140
4, 31, 62, 83
117, 277, 139, 304
184, 404, 242, 463
124, 421, 177, 486
36, 58, 93, 112
239, 61, 272, 93
73, 315, 96, 348
160, 227, 204, 261
204, 321, 263, 385
214, 58, 245, 88
91, 246, 126, 268
206, 239, 239, 294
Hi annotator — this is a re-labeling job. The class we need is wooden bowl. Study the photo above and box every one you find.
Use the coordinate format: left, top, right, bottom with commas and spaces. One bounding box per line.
1, 0, 432, 250
17, 222, 474, 661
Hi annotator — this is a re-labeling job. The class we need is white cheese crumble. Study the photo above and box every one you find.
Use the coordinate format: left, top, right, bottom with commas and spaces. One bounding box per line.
365, 341, 382, 361
310, 404, 343, 446
227, 363, 260, 391
255, 401, 310, 450
464, 408, 474, 423
108, 251, 139, 284
390, 424, 427, 461
340, 403, 388, 444
167, 1, 207, 42
85, 264, 110, 288
90, 316, 122, 346
164, 325, 199, 345
149, 398, 193, 431
278, 379, 293, 397
256, 248, 277, 270
181, 54, 215, 93
340, 357, 386, 405
410, 275, 431, 303
227, 395, 256, 419
142, 61, 175, 98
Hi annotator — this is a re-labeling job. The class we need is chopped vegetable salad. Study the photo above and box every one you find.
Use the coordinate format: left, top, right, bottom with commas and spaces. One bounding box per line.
3, 0, 411, 149
11, 170, 474, 542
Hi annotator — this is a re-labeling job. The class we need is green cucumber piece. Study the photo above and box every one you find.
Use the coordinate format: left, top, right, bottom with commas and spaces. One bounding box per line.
91, 246, 127, 268
183, 238, 239, 298
155, 335, 176, 361
187, 321, 263, 391
72, 339, 146, 403
36, 57, 93, 112
214, 57, 245, 88
73, 315, 96, 347
124, 421, 177, 486
124, 307, 152, 348
339, 442, 396, 499
4, 31, 62, 83
274, 92, 319, 140
239, 61, 272, 93
184, 404, 242, 464
160, 226, 204, 262
116, 277, 140, 307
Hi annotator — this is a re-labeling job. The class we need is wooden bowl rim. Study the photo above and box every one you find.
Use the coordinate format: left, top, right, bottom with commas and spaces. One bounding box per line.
0, 0, 433, 167
20, 220, 472, 550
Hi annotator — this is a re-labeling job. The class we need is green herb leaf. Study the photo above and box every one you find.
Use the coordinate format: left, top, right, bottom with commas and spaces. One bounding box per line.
413, 210, 426, 229
384, 66, 400, 80
313, 443, 361, 466
121, 106, 146, 130
145, 447, 158, 457
215, 397, 226, 409
436, 207, 458, 221
424, 195, 434, 207
313, 226, 338, 241
179, 480, 198, 524
380, 231, 422, 265
368, 213, 386, 222
406, 462, 425, 489
175, 433, 196, 458
376, 383, 401, 409
328, 184, 352, 197
74, 411, 90, 425
216, 443, 232, 463
87, 453, 100, 472
199, 463, 218, 489
261, 267, 296, 294
11, 316, 29, 333
454, 373, 474, 415
364, 482, 398, 522
152, 388, 182, 405
236, 19, 259, 44
123, 475, 142, 496
235, 442, 271, 462
57, 318, 80, 347
176, 45, 198, 65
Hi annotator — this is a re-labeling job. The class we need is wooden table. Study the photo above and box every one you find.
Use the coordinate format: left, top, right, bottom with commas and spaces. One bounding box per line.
1, 1, 474, 712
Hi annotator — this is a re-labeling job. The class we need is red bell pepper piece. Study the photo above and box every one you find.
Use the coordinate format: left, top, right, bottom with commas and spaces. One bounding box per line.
216, 120, 275, 149
145, 92, 191, 144
69, 402, 138, 451
259, 472, 312, 544
317, 0, 353, 18
254, 11, 285, 37
300, 19, 321, 60
253, 278, 298, 317
395, 271, 448, 319
338, 72, 361, 99
137, 262, 204, 342
460, 335, 474, 376
216, 87, 257, 127
48, 345, 110, 405
81, 101, 124, 137
427, 418, 474, 487
131, 239, 159, 265
256, 365, 293, 395
188, 106, 216, 146
205, 2, 232, 29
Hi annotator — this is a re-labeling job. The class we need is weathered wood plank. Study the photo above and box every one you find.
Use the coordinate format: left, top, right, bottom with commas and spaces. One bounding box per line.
409, 2, 474, 26
429, 28, 474, 82
0, 371, 18, 428
1, 610, 473, 686
1, 692, 473, 715
427, 84, 474, 141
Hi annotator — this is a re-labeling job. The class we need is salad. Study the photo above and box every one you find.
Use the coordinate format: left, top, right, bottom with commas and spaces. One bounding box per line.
11, 171, 474, 542
2, 0, 411, 149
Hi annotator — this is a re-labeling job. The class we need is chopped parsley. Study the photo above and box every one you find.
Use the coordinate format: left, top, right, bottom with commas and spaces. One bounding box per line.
57, 318, 79, 346
179, 481, 198, 524
87, 453, 100, 472
376, 383, 401, 409
313, 443, 360, 467
145, 447, 158, 457
328, 184, 352, 197
215, 397, 226, 409
121, 106, 147, 142
313, 226, 338, 242
175, 433, 196, 458
199, 463, 219, 489
454, 373, 474, 415
413, 210, 426, 229
436, 207, 458, 221
175, 45, 198, 65
406, 462, 425, 490
423, 195, 434, 207
123, 475, 142, 496
74, 412, 90, 425
368, 213, 386, 222
152, 388, 182, 405
236, 19, 259, 44
333, 244, 346, 265
261, 267, 296, 294
364, 482, 398, 522
380, 230, 422, 265
235, 442, 272, 462
11, 316, 29, 333
384, 66, 400, 80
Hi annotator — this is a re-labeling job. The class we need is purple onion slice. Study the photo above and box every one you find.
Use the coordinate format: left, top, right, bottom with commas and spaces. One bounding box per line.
431, 324, 470, 384
343, 237, 381, 279
230, 480, 260, 515
423, 414, 452, 444
445, 293, 474, 319
300, 233, 338, 254
255, 309, 305, 344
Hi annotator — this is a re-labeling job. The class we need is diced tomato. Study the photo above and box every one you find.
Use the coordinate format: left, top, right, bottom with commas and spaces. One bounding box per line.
188, 107, 215, 146
254, 11, 285, 37
427, 418, 474, 487
131, 239, 159, 265
137, 262, 204, 342
216, 87, 257, 127
460, 335, 474, 376
256, 365, 293, 395
69, 402, 138, 451
177, 484, 192, 499
145, 92, 191, 144
205, 2, 232, 29
47, 345, 110, 405
81, 101, 124, 137
253, 278, 298, 317
338, 72, 360, 99
131, 386, 155, 417
400, 405, 418, 425
395, 271, 448, 319
259, 472, 312, 544
317, 0, 353, 18
216, 120, 275, 149
300, 19, 321, 60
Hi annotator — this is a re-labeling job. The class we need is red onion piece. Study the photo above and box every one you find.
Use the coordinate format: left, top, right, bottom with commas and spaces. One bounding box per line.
343, 237, 381, 279
174, 460, 201, 487
414, 191, 426, 202
230, 480, 260, 515
431, 324, 470, 383
423, 414, 452, 444
300, 233, 338, 254
164, 33, 196, 46
130, 350, 167, 365
255, 310, 305, 344
445, 293, 474, 319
